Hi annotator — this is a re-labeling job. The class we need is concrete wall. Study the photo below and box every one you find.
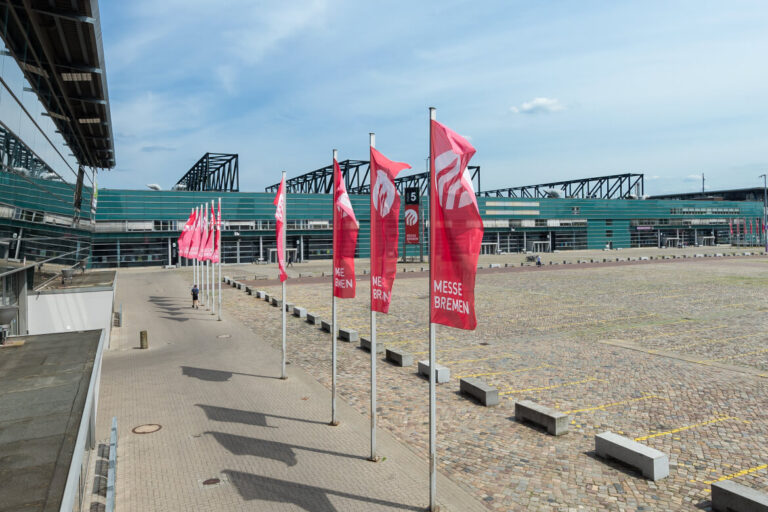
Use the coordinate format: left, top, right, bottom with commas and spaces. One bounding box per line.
27, 289, 114, 348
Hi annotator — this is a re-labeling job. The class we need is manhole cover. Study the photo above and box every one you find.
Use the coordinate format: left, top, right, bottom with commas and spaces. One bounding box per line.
132, 424, 162, 434
203, 478, 220, 486
217, 334, 231, 339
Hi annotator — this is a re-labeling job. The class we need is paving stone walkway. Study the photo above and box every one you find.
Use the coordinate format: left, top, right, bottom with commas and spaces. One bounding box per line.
91, 268, 484, 512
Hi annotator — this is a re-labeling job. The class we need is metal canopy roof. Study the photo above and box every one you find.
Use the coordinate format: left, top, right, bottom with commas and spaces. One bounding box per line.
0, 0, 115, 169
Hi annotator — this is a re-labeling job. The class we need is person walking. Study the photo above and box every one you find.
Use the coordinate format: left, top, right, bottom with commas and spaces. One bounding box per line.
191, 284, 200, 309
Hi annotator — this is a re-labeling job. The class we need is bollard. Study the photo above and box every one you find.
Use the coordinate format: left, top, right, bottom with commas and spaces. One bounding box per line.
139, 330, 148, 349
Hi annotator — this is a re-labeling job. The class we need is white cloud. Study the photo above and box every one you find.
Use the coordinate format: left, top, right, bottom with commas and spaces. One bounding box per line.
685, 174, 703, 181
511, 97, 565, 114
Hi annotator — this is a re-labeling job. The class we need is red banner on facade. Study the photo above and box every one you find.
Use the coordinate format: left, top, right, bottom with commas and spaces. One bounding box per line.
274, 176, 287, 282
370, 147, 410, 313
333, 159, 359, 298
404, 187, 420, 244
429, 119, 483, 330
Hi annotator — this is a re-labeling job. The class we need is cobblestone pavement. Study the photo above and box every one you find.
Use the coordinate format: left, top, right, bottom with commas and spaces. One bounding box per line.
213, 252, 768, 511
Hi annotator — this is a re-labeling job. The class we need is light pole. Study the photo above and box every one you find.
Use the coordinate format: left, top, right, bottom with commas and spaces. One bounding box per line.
760, 174, 767, 252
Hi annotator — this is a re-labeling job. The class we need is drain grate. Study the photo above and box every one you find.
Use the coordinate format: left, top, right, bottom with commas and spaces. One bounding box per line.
132, 424, 162, 434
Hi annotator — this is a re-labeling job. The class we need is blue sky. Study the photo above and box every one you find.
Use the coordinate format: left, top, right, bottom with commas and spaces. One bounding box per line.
98, 0, 768, 194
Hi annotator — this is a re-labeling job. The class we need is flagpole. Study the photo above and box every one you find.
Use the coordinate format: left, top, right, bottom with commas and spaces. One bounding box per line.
369, 132, 379, 461
205, 206, 210, 310
218, 197, 222, 321
194, 206, 198, 301
331, 149, 339, 427
281, 171, 288, 380
428, 106, 437, 512
211, 200, 216, 315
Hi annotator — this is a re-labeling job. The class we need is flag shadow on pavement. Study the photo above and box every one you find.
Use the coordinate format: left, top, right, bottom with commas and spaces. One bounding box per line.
223, 470, 424, 512
196, 404, 326, 427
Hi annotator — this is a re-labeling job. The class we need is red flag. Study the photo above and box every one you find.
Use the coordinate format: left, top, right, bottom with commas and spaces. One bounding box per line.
333, 158, 359, 298
749, 218, 753, 235
370, 147, 410, 313
274, 176, 287, 282
178, 209, 196, 258
729, 219, 733, 236
189, 208, 205, 261
212, 201, 221, 264
201, 204, 215, 260
429, 119, 483, 330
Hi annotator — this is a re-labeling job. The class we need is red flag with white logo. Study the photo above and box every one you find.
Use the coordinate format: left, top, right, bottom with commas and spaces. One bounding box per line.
729, 219, 733, 237
178, 209, 196, 258
211, 201, 221, 263
274, 176, 287, 282
333, 159, 359, 298
370, 147, 410, 313
429, 120, 483, 330
201, 205, 215, 260
189, 208, 205, 261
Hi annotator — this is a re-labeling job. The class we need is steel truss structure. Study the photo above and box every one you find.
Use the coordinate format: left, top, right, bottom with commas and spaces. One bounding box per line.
0, 121, 57, 179
174, 153, 239, 192
0, 0, 115, 169
266, 160, 481, 197
479, 173, 644, 199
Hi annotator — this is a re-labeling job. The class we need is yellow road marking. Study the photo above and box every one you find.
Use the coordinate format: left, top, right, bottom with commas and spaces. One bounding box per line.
500, 377, 607, 396
634, 416, 737, 442
443, 353, 518, 365
673, 332, 762, 350
697, 347, 768, 363
655, 325, 727, 338
704, 464, 768, 485
455, 364, 553, 380
562, 395, 660, 414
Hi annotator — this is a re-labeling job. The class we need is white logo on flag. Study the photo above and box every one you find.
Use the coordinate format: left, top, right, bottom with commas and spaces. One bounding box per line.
405, 209, 418, 226
371, 170, 396, 217
434, 150, 475, 210
275, 193, 285, 222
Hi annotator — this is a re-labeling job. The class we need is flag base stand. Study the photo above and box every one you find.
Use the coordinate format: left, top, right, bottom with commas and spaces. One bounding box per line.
280, 376, 287, 380
329, 420, 340, 427
367, 455, 381, 463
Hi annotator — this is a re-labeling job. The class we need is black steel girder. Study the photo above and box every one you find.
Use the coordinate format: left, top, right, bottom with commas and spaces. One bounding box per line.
266, 161, 481, 197
479, 173, 644, 199
0, 119, 58, 178
174, 153, 239, 192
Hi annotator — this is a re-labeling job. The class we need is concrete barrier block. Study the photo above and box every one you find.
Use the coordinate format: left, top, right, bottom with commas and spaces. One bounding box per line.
237, 282, 244, 290
245, 286, 252, 294
263, 293, 271, 302
360, 336, 385, 353
459, 378, 499, 406
640, 256, 649, 260
712, 480, 768, 512
386, 348, 413, 367
255, 290, 265, 299
715, 253, 723, 257
595, 431, 669, 481
695, 253, 704, 258
271, 297, 282, 308
284, 302, 294, 312
489, 263, 501, 268
338, 328, 358, 342
515, 400, 569, 436
306, 312, 321, 325
418, 360, 450, 383
293, 306, 307, 319
320, 320, 331, 332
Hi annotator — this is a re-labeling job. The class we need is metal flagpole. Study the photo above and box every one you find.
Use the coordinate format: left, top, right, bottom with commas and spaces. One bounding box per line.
281, 171, 288, 380
208, 199, 216, 315
218, 197, 222, 321
193, 207, 197, 298
205, 205, 209, 309
369, 132, 379, 461
428, 107, 437, 511
331, 149, 339, 426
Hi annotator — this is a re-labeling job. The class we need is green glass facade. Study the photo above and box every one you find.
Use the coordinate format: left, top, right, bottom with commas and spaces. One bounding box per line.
1, 171, 763, 267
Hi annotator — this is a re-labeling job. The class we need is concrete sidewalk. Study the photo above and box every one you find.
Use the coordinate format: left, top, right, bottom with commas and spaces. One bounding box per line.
92, 270, 485, 511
